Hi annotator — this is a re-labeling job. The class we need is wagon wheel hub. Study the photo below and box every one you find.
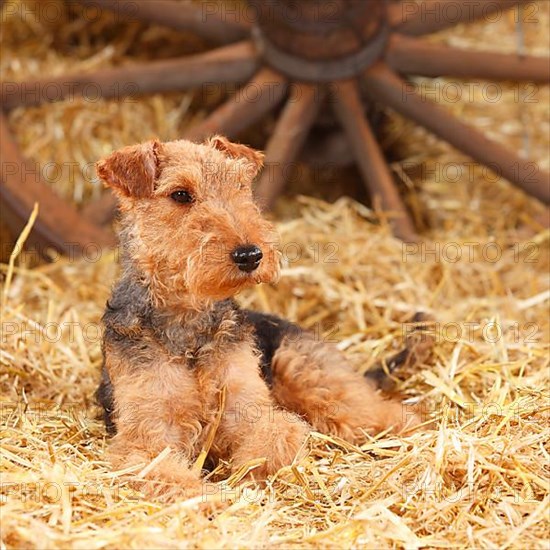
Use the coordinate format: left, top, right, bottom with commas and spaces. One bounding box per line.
252, 1, 388, 81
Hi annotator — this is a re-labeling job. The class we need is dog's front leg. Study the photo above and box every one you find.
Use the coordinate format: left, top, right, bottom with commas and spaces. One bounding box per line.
214, 345, 310, 482
104, 347, 207, 503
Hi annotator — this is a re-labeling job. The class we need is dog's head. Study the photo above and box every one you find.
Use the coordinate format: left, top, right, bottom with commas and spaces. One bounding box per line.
97, 137, 280, 307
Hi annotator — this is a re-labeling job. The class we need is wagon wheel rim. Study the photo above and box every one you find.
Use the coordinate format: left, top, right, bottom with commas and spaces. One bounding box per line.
1, 0, 548, 251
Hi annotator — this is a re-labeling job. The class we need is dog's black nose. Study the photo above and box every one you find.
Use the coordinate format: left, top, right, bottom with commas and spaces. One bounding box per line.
231, 245, 263, 272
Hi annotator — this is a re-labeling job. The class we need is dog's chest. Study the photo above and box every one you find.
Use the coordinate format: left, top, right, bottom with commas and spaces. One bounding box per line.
151, 302, 249, 366
104, 276, 253, 370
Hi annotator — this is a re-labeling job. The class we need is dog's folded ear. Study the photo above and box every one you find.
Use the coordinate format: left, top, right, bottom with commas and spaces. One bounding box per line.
97, 139, 162, 198
206, 135, 264, 180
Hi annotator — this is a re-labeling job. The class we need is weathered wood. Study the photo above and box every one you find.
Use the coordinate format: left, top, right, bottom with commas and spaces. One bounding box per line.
78, 0, 249, 43
363, 63, 550, 204
255, 84, 322, 209
250, 0, 385, 61
185, 68, 288, 141
332, 79, 418, 242
389, 0, 522, 36
387, 34, 550, 82
2, 42, 259, 110
0, 112, 115, 254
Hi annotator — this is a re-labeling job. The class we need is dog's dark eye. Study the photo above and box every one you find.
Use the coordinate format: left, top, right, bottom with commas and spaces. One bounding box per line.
170, 190, 193, 204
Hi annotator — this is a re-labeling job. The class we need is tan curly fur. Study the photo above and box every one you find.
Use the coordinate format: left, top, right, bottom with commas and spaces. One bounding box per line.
96, 136, 425, 503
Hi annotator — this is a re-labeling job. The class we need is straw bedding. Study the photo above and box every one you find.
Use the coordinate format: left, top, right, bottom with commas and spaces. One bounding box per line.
1, 1, 549, 548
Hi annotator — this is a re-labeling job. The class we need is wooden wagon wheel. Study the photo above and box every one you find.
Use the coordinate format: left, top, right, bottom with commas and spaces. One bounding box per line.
1, 0, 549, 251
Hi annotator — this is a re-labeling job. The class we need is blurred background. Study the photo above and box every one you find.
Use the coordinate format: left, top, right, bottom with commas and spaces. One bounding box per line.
1, 0, 548, 261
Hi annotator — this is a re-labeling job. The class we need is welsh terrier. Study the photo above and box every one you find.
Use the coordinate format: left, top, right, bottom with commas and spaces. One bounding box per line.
96, 136, 427, 502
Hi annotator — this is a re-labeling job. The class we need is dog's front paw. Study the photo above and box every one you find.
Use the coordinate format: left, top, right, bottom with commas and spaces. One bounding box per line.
139, 476, 203, 503
232, 411, 310, 482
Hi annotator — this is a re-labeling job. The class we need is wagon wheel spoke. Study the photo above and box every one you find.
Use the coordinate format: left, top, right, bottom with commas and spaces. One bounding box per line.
386, 34, 550, 82
331, 79, 418, 243
185, 68, 288, 141
254, 84, 323, 210
0, 113, 115, 254
363, 63, 550, 204
388, 0, 522, 36
78, 0, 250, 43
2, 41, 258, 110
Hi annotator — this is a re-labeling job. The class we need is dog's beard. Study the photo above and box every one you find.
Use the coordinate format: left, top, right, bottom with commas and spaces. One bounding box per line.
136, 228, 281, 308
184, 245, 280, 301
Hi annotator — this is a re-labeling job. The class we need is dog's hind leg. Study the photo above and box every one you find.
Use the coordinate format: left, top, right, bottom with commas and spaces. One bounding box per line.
364, 312, 435, 391
270, 330, 428, 444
